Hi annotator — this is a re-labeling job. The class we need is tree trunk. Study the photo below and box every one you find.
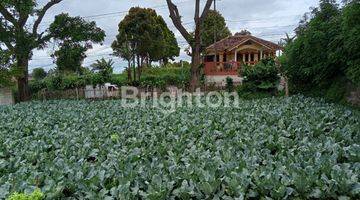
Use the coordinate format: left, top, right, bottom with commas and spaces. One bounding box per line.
190, 23, 202, 91
17, 56, 30, 102
136, 55, 141, 82
127, 61, 132, 82
132, 55, 136, 83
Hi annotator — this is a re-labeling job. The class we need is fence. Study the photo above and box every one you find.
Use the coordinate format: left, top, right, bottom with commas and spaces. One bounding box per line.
31, 87, 186, 101
0, 87, 14, 105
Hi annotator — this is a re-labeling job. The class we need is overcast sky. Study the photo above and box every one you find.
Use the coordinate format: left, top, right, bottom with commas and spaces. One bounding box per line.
29, 0, 320, 73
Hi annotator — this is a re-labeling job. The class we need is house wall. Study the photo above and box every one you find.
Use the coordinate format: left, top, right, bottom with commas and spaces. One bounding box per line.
0, 87, 14, 105
205, 75, 243, 87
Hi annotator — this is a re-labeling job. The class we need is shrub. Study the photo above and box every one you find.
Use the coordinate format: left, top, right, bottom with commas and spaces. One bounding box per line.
139, 66, 190, 89
238, 58, 279, 98
225, 77, 234, 92
32, 68, 47, 81
281, 0, 360, 104
7, 189, 43, 200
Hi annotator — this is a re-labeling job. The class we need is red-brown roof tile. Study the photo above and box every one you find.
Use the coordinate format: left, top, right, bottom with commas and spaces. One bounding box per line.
206, 35, 283, 52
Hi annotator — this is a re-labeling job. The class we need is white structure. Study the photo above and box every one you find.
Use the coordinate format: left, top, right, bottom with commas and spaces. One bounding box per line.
85, 83, 119, 99
206, 75, 243, 87
0, 87, 14, 105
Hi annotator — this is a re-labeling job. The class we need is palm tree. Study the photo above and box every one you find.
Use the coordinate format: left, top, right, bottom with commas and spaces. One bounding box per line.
91, 58, 114, 84
279, 33, 296, 47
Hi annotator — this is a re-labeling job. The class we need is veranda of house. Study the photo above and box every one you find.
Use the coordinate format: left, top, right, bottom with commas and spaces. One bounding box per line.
203, 34, 283, 86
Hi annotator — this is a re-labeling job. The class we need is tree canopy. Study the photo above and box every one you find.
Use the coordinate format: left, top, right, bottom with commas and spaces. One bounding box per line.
49, 13, 105, 73
0, 48, 15, 87
199, 10, 231, 51
112, 7, 180, 82
0, 0, 106, 101
91, 58, 114, 84
281, 0, 360, 101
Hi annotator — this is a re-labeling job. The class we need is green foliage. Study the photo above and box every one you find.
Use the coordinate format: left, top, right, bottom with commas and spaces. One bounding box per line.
0, 96, 359, 199
31, 68, 47, 81
91, 58, 114, 84
0, 0, 64, 100
282, 0, 360, 101
52, 42, 87, 73
241, 58, 279, 93
200, 10, 232, 52
49, 13, 105, 43
29, 73, 87, 93
342, 0, 360, 86
6, 189, 43, 200
225, 77, 234, 92
49, 13, 105, 73
112, 7, 179, 64
139, 66, 191, 89
0, 48, 16, 87
28, 64, 191, 93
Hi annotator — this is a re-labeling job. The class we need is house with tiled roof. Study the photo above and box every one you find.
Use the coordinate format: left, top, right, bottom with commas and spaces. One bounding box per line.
203, 33, 283, 86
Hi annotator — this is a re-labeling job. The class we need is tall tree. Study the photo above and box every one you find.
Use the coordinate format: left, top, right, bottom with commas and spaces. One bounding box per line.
200, 10, 231, 52
341, 0, 360, 85
91, 58, 114, 83
0, 0, 64, 101
112, 37, 134, 82
166, 0, 213, 90
49, 13, 105, 73
155, 14, 180, 65
112, 7, 179, 82
283, 0, 347, 90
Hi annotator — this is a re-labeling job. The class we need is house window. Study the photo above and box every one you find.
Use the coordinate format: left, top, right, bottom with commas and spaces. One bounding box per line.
251, 54, 254, 62
223, 54, 227, 62
205, 55, 214, 62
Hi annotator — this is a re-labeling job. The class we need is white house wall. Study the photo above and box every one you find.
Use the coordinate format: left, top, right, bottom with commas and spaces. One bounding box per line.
205, 75, 243, 87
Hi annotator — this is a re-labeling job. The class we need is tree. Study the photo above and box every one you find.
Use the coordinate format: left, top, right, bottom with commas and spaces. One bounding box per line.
196, 10, 231, 53
0, 0, 64, 101
235, 30, 252, 36
282, 0, 342, 90
32, 68, 47, 81
49, 13, 105, 73
112, 7, 179, 82
52, 42, 87, 73
155, 15, 180, 65
166, 0, 213, 90
91, 58, 114, 84
279, 33, 296, 47
112, 37, 134, 82
341, 0, 360, 85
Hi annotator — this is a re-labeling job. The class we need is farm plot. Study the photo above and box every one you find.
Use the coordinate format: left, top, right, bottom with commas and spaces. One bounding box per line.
0, 96, 359, 199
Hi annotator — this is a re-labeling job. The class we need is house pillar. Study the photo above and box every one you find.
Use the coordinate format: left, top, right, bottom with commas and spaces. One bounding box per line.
242, 54, 246, 62
248, 53, 251, 63
254, 53, 259, 62
219, 53, 224, 67
234, 50, 237, 62
260, 50, 263, 60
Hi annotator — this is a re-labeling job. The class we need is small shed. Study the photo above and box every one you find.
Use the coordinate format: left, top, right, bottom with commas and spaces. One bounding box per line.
0, 87, 14, 105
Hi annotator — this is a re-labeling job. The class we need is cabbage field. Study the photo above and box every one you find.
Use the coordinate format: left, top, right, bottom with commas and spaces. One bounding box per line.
0, 96, 359, 199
